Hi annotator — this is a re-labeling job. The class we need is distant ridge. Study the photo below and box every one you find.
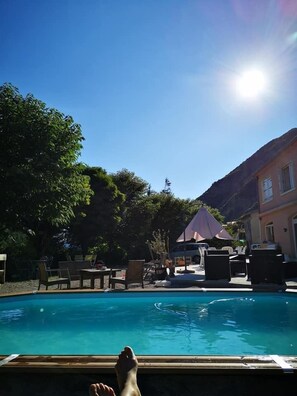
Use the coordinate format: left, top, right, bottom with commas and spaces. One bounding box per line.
198, 128, 297, 221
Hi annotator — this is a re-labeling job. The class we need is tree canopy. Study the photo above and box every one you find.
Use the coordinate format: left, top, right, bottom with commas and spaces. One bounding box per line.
68, 167, 125, 255
0, 83, 92, 254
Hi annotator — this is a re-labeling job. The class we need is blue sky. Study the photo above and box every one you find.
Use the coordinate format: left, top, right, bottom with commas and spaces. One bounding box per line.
1, 0, 297, 199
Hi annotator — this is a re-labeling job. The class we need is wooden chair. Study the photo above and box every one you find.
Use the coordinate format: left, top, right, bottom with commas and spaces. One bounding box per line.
74, 255, 84, 261
58, 260, 92, 282
84, 254, 97, 265
109, 260, 145, 289
38, 262, 70, 290
0, 254, 7, 284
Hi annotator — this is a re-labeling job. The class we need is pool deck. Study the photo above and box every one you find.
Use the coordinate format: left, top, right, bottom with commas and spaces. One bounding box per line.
1, 263, 297, 295
155, 263, 297, 291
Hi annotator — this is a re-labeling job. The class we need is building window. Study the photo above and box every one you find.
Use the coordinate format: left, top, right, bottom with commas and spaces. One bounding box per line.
265, 222, 275, 242
280, 163, 295, 193
262, 177, 273, 202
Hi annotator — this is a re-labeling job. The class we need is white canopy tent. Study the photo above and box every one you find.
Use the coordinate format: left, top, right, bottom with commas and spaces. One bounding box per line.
177, 207, 233, 242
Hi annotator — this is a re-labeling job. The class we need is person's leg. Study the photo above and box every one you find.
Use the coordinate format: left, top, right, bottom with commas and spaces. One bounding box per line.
115, 346, 141, 396
89, 346, 141, 396
89, 382, 116, 396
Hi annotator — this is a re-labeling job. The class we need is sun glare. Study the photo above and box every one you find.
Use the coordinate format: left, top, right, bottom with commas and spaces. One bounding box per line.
235, 69, 267, 99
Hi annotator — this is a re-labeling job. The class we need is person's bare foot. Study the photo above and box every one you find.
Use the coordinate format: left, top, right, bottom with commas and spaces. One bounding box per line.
89, 382, 116, 396
115, 346, 141, 396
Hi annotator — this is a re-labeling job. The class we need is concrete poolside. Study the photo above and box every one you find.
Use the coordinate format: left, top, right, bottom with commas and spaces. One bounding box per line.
1, 262, 297, 294
157, 263, 297, 291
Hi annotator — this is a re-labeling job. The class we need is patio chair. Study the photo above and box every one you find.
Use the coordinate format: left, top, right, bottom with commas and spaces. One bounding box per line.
207, 249, 229, 256
84, 254, 97, 265
58, 260, 92, 282
38, 262, 70, 290
229, 254, 247, 276
74, 254, 84, 261
143, 261, 156, 282
198, 247, 207, 267
249, 249, 284, 285
222, 246, 234, 255
0, 254, 7, 284
109, 260, 145, 289
204, 254, 231, 281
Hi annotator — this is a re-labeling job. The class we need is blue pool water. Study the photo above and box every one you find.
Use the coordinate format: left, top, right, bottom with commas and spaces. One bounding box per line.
0, 291, 296, 356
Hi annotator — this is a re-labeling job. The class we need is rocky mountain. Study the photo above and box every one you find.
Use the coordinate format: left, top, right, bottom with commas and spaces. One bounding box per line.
198, 128, 297, 221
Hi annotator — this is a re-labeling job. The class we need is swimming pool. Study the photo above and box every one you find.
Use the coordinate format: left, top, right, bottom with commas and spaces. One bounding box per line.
1, 290, 297, 356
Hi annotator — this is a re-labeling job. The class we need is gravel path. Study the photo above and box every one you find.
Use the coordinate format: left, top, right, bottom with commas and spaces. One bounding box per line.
0, 272, 155, 294
0, 279, 40, 294
0, 278, 115, 294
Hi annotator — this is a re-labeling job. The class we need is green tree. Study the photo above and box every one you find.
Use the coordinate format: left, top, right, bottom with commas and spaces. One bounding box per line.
111, 169, 149, 203
0, 83, 92, 255
111, 170, 227, 260
149, 194, 189, 245
68, 167, 125, 257
111, 170, 151, 260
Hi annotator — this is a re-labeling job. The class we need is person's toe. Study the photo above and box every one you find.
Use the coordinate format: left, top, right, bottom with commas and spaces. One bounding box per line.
101, 383, 116, 396
124, 346, 135, 358
89, 382, 116, 396
89, 383, 99, 396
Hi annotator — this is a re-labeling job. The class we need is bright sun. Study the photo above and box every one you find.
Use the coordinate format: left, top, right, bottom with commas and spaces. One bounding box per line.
235, 69, 267, 99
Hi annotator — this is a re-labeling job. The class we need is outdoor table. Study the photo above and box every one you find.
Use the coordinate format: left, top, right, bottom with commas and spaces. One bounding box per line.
80, 268, 121, 289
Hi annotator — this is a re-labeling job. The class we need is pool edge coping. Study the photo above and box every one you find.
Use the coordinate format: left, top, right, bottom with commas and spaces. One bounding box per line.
1, 286, 297, 298
0, 354, 297, 375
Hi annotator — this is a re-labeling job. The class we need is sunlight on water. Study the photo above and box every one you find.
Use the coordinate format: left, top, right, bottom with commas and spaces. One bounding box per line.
0, 292, 297, 356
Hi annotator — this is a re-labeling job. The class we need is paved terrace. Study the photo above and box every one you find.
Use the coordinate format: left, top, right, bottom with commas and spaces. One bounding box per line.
1, 262, 297, 294
164, 263, 297, 290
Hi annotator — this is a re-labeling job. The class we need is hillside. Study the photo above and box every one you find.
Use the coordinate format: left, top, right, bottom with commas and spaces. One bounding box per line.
198, 128, 297, 221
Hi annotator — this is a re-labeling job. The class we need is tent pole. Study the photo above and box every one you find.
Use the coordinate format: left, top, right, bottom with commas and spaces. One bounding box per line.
184, 230, 187, 271
179, 230, 194, 274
